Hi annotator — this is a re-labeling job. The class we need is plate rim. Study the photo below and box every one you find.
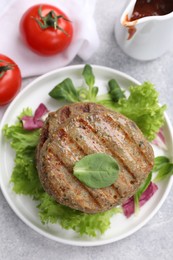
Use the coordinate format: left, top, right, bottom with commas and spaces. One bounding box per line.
0, 64, 173, 247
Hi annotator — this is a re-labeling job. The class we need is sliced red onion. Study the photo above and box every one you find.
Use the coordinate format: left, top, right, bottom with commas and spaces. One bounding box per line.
21, 103, 49, 130
122, 197, 134, 218
122, 182, 158, 218
152, 128, 167, 151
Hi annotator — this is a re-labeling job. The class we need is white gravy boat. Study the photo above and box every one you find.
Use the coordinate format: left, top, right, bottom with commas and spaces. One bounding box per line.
115, 0, 173, 60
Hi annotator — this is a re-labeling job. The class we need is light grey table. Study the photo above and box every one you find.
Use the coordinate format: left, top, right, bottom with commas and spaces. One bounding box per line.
1, 1, 173, 259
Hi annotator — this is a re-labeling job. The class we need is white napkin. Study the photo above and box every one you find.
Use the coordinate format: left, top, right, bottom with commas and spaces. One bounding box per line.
0, 0, 99, 77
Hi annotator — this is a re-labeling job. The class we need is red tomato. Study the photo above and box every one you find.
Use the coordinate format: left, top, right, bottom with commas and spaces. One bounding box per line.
0, 54, 22, 106
20, 4, 73, 56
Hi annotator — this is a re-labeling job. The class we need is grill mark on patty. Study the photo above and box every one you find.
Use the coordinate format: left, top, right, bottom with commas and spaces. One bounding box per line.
65, 117, 136, 198
51, 129, 118, 206
76, 117, 136, 181
98, 114, 150, 168
56, 128, 87, 159
111, 184, 121, 197
45, 148, 103, 208
70, 133, 134, 198
52, 151, 106, 208
93, 113, 153, 177
75, 114, 154, 199
106, 114, 153, 168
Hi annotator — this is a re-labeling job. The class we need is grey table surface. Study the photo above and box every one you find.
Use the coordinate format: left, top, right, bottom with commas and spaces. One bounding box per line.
1, 0, 173, 259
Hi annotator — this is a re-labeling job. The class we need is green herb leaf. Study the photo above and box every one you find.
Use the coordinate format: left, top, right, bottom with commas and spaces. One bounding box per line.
49, 78, 80, 102
134, 172, 152, 213
82, 64, 98, 101
77, 87, 88, 100
136, 172, 152, 199
153, 156, 170, 172
82, 64, 95, 87
73, 153, 119, 188
49, 65, 98, 103
154, 156, 170, 165
154, 163, 173, 182
151, 156, 173, 182
108, 79, 125, 102
91, 86, 99, 98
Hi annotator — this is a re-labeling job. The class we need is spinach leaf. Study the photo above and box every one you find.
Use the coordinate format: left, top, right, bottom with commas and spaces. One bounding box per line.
108, 79, 125, 102
73, 153, 119, 189
49, 78, 80, 102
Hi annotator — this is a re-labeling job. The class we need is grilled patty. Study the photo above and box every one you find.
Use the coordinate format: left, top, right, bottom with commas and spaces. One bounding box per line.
36, 103, 154, 213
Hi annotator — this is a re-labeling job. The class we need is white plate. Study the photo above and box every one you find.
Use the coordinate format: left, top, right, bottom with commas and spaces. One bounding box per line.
0, 65, 173, 247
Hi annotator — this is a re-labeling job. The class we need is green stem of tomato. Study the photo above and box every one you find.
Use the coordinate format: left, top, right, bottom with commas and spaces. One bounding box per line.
33, 6, 71, 36
0, 65, 13, 78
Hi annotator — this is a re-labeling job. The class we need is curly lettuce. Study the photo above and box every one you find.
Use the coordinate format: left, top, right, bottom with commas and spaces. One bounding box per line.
99, 82, 166, 141
38, 193, 121, 236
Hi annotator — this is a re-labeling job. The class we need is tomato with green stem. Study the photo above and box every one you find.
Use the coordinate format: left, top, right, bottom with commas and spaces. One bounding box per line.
0, 54, 22, 106
20, 4, 73, 56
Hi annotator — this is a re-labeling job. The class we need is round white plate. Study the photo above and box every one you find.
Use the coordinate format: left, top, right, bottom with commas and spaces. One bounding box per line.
0, 65, 173, 246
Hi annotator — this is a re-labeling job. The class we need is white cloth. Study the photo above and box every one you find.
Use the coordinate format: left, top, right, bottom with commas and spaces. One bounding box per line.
0, 0, 99, 77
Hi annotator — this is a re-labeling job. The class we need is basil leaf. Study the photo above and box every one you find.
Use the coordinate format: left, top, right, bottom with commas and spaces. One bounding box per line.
82, 64, 95, 87
49, 78, 80, 102
154, 163, 173, 182
73, 153, 119, 189
108, 79, 125, 102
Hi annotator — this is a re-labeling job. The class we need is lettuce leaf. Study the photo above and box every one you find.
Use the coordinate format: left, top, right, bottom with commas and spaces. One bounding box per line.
38, 193, 122, 237
99, 82, 166, 141
3, 109, 44, 198
3, 111, 121, 237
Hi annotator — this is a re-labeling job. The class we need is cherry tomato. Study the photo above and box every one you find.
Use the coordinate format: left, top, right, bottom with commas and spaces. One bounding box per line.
0, 54, 22, 106
20, 4, 73, 56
